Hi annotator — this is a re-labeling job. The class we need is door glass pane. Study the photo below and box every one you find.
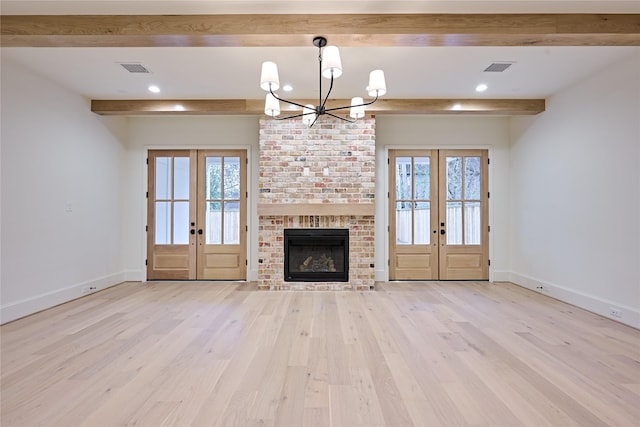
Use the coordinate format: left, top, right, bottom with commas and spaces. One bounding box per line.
173, 201, 190, 244
224, 201, 240, 244
395, 201, 411, 244
464, 157, 481, 200
206, 201, 222, 244
155, 201, 171, 244
414, 202, 430, 244
395, 157, 412, 200
173, 157, 190, 200
446, 201, 463, 245
206, 157, 222, 199
223, 157, 241, 200
446, 157, 462, 200
464, 202, 481, 244
155, 157, 171, 200
414, 157, 430, 200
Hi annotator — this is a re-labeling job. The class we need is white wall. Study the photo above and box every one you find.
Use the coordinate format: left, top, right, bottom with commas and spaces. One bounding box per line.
125, 116, 260, 280
509, 50, 640, 328
0, 57, 129, 323
125, 115, 510, 284
375, 116, 511, 282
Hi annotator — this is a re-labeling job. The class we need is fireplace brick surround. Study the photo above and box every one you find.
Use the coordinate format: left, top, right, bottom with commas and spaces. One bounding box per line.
257, 118, 376, 290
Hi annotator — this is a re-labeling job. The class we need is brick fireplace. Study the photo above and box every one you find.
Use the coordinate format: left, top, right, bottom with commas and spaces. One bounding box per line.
257, 118, 375, 290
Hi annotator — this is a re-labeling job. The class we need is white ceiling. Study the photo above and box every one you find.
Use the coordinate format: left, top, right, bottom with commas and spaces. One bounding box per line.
1, 1, 639, 103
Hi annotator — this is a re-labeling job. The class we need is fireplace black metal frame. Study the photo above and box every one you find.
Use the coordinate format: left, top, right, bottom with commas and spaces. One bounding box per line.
284, 228, 349, 282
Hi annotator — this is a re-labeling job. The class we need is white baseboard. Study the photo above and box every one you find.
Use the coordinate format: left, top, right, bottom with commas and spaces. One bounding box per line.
0, 272, 129, 325
124, 269, 144, 282
509, 271, 639, 329
491, 270, 511, 282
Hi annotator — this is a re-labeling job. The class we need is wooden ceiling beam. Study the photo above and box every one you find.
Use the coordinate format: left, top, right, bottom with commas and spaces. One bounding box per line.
2, 14, 639, 47
90, 98, 545, 116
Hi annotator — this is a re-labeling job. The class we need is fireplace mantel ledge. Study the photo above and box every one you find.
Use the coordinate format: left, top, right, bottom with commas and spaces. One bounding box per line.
258, 203, 374, 216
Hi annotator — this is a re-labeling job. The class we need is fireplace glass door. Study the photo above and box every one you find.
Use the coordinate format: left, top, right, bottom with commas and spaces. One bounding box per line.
284, 229, 349, 282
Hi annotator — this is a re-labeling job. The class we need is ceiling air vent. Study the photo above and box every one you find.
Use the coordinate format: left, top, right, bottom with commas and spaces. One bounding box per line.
119, 63, 151, 73
483, 62, 513, 72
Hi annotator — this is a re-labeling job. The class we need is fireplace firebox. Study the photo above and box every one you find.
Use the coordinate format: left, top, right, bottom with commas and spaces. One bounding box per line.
284, 229, 349, 282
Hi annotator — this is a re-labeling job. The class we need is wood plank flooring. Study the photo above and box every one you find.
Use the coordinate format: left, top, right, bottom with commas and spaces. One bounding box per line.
1, 281, 639, 426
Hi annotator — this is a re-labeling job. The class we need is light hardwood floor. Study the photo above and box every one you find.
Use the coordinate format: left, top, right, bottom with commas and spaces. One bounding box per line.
1, 281, 638, 426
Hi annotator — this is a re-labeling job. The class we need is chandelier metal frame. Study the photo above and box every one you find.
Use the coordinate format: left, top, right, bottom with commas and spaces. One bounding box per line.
260, 36, 386, 127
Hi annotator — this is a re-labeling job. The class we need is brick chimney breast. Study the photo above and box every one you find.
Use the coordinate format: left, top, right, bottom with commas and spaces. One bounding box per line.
258, 117, 376, 290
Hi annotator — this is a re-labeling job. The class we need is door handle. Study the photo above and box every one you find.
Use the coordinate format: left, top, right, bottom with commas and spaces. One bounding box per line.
190, 229, 195, 235
440, 229, 446, 235
198, 229, 203, 235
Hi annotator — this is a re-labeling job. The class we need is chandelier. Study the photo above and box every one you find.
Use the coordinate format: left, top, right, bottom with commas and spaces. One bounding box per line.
260, 36, 387, 127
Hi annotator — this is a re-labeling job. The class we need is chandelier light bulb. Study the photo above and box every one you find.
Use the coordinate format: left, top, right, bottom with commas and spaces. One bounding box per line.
264, 93, 281, 117
302, 104, 316, 126
260, 61, 280, 91
350, 97, 365, 119
321, 46, 343, 79
368, 70, 387, 97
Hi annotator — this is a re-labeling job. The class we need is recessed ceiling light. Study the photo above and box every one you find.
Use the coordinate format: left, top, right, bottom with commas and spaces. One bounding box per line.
476, 84, 488, 92
148, 85, 160, 93
282, 84, 293, 92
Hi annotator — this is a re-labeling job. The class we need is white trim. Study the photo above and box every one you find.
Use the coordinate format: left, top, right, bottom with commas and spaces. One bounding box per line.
141, 147, 149, 281
379, 145, 390, 282
509, 271, 640, 329
0, 272, 129, 325
492, 270, 511, 282
124, 269, 144, 282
